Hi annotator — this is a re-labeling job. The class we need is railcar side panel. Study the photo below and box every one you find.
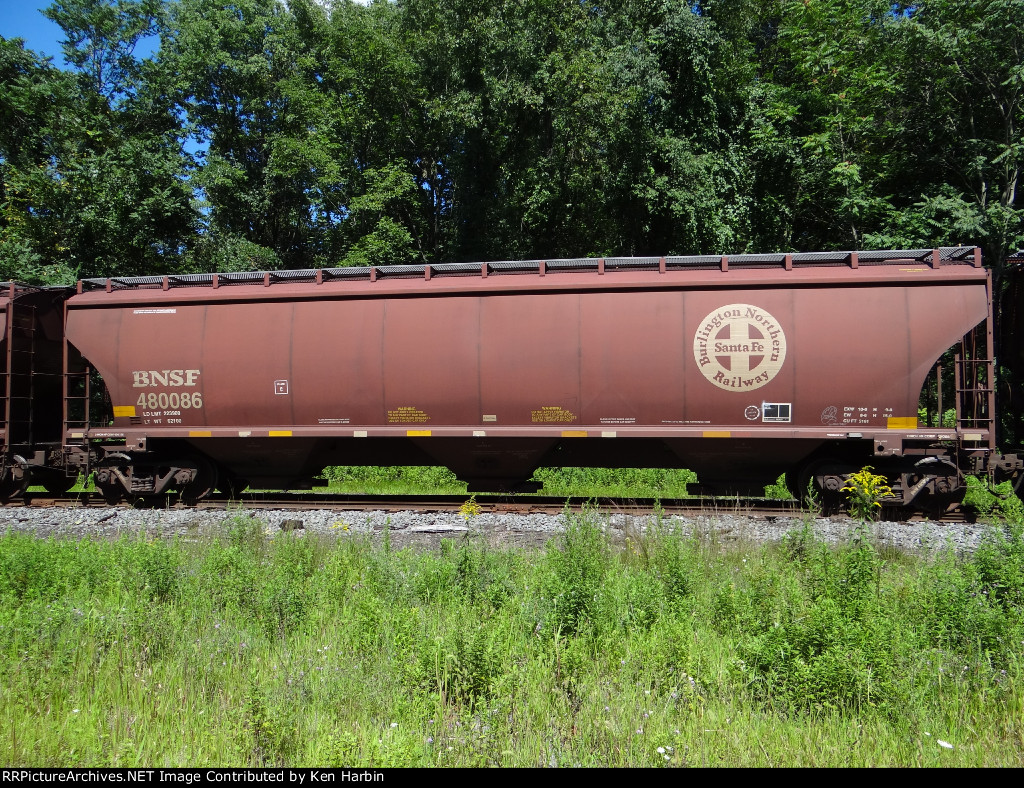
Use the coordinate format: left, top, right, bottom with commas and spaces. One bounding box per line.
66, 279, 988, 433
381, 297, 482, 425
60, 253, 1006, 494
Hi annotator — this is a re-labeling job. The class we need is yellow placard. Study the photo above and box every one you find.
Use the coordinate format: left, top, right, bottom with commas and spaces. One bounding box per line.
703, 431, 732, 438
533, 406, 577, 423
388, 406, 430, 423
886, 417, 918, 429
189, 430, 212, 437
561, 430, 588, 438
407, 430, 432, 437
269, 430, 292, 437
113, 406, 136, 418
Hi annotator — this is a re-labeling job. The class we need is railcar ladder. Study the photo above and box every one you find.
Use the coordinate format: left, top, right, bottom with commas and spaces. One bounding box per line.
3, 303, 37, 452
62, 341, 91, 436
954, 353, 996, 450
60, 339, 92, 484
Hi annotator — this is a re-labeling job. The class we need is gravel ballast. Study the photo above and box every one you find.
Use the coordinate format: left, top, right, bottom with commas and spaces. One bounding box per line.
0, 505, 1003, 554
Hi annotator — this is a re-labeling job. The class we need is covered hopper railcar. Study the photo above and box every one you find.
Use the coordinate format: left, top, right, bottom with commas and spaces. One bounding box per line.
36, 245, 1018, 510
0, 283, 77, 498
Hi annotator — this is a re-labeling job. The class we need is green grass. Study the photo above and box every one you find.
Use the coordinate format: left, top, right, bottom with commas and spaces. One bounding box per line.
319, 466, 784, 499
2, 510, 1023, 766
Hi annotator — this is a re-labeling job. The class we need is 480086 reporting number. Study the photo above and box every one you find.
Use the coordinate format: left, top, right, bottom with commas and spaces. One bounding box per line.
136, 391, 204, 410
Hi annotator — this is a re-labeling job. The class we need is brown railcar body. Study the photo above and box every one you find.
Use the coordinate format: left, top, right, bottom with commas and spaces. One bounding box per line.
44, 246, 1019, 508
0, 284, 75, 496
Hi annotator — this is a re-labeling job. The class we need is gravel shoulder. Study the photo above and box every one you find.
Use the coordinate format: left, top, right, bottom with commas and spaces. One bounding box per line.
0, 505, 1004, 555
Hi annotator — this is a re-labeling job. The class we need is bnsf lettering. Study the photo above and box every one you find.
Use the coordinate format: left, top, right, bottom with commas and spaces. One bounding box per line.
133, 370, 201, 387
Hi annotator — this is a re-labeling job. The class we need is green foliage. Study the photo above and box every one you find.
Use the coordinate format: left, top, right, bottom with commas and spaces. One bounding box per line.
340, 163, 422, 267
917, 406, 957, 429
765, 473, 794, 500
971, 523, 1024, 609
241, 683, 297, 767
544, 509, 609, 636
841, 466, 894, 521
531, 468, 698, 498
318, 466, 700, 498
226, 515, 269, 551
734, 526, 895, 714
0, 0, 1020, 305
3, 515, 1024, 765
963, 476, 1024, 521
318, 466, 466, 494
185, 231, 282, 273
417, 624, 499, 708
0, 7, 194, 282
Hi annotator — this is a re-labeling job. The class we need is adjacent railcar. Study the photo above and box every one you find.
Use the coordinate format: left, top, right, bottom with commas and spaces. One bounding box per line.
59, 246, 1021, 508
0, 283, 75, 497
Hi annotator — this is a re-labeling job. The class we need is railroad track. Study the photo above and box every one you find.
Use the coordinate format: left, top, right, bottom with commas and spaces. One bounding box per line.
10, 491, 972, 523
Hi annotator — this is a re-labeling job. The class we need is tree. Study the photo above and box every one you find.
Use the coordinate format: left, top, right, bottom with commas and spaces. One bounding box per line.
875, 0, 1023, 275
163, 0, 348, 270
43, 0, 162, 101
1, 1, 195, 282
0, 37, 80, 282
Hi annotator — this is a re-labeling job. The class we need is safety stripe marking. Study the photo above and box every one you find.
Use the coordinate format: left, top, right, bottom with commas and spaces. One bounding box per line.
189, 430, 212, 437
887, 417, 918, 429
703, 431, 731, 438
113, 406, 136, 418
407, 430, 432, 437
269, 430, 292, 437
561, 431, 587, 438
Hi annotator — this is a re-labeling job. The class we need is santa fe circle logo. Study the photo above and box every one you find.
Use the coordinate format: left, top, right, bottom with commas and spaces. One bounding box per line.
693, 304, 787, 391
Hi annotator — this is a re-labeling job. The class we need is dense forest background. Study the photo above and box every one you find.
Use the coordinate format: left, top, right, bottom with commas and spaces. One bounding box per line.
2, 0, 1024, 445
1, 0, 1021, 284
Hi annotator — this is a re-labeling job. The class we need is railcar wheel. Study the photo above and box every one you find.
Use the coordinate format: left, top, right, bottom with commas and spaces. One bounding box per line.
0, 470, 29, 503
180, 458, 218, 504
1012, 470, 1024, 497
796, 459, 848, 516
93, 465, 126, 505
902, 458, 964, 516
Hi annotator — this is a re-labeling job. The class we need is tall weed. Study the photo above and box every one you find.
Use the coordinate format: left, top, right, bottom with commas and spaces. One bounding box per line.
544, 509, 609, 635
